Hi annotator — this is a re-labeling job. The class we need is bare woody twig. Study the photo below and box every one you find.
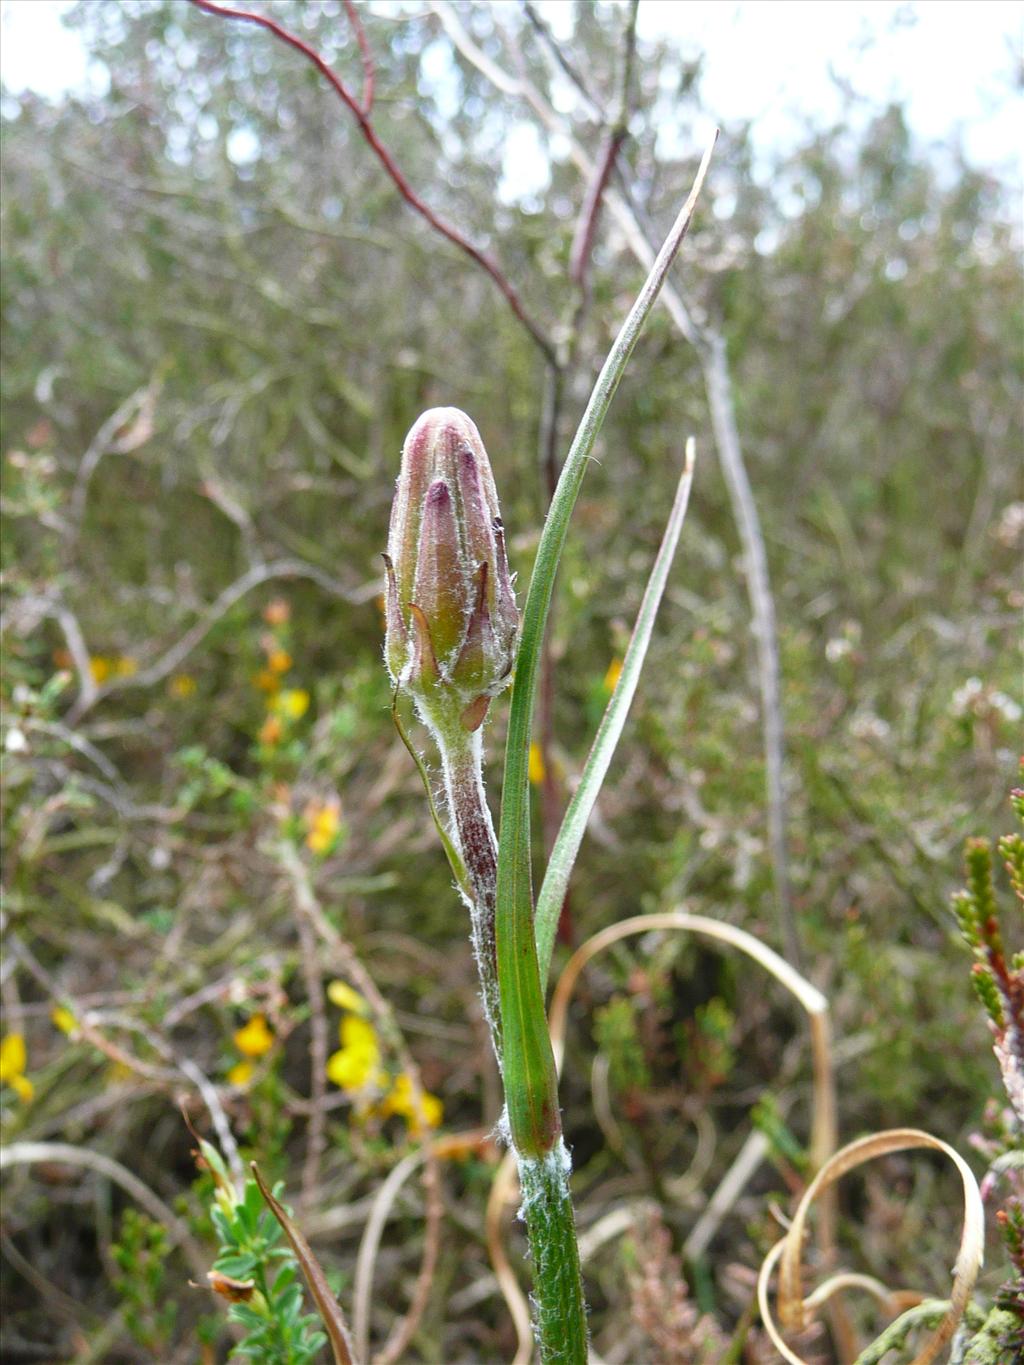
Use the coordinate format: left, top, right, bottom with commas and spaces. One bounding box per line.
188, 0, 556, 363
9, 931, 246, 1179
70, 385, 150, 529
62, 557, 363, 722
603, 174, 798, 966
52, 599, 99, 711
0, 1142, 208, 1280
342, 0, 374, 115
521, 1, 602, 120
568, 0, 638, 291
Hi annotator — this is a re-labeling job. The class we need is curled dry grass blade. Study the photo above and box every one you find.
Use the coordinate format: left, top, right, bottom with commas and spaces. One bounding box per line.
546, 908, 851, 1355
486, 906, 837, 1363
757, 1128, 985, 1365
547, 910, 836, 1169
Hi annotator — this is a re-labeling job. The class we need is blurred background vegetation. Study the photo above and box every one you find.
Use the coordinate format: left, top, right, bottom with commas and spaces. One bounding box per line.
1, 2, 1020, 1361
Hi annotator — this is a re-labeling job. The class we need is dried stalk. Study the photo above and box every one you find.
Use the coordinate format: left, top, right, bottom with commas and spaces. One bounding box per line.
758, 1128, 985, 1365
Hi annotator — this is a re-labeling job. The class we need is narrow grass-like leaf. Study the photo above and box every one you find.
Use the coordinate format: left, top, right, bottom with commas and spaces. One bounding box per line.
495, 136, 716, 1160
391, 688, 471, 901
251, 1163, 357, 1365
535, 437, 696, 986
493, 137, 715, 1365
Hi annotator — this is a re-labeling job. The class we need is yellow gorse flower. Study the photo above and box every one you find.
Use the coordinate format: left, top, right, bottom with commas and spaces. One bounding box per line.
326, 1014, 381, 1092
227, 1059, 256, 1089
305, 799, 342, 855
51, 1006, 78, 1036
603, 657, 624, 693
377, 1072, 443, 1133
323, 999, 443, 1132
88, 655, 137, 682
0, 1033, 34, 1103
232, 1014, 274, 1058
326, 980, 367, 1014
274, 688, 310, 721
169, 673, 197, 698
267, 648, 293, 675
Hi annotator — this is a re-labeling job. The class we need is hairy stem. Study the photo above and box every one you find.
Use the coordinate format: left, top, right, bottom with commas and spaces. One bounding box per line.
519, 1146, 588, 1364
440, 724, 502, 1062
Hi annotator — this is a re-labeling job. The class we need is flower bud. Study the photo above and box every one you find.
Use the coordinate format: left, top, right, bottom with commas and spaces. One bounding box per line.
384, 408, 519, 732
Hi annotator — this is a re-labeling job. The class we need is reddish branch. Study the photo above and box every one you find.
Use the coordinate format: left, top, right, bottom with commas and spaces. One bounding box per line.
341, 0, 374, 115
189, 0, 555, 363
569, 128, 626, 288
568, 0, 638, 291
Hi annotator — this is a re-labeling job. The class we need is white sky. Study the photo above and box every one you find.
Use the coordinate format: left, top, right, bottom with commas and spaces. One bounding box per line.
2, 0, 1021, 190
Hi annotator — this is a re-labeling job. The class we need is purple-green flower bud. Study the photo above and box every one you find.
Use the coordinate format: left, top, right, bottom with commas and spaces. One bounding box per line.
384, 408, 519, 732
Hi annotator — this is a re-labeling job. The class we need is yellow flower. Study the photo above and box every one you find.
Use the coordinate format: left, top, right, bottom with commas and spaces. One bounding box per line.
0, 1033, 33, 1103
233, 1014, 274, 1058
306, 827, 332, 855
380, 1073, 414, 1116
88, 655, 113, 684
340, 1014, 377, 1054
528, 741, 546, 786
259, 714, 283, 746
267, 648, 293, 675
253, 669, 280, 694
51, 1006, 77, 1036
304, 799, 341, 855
1, 1033, 27, 1079
227, 1059, 255, 1088
326, 1048, 375, 1090
274, 689, 310, 721
326, 1014, 381, 1093
416, 1092, 444, 1131
114, 656, 138, 678
169, 673, 197, 699
603, 657, 624, 693
326, 980, 367, 1015
378, 1072, 443, 1133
